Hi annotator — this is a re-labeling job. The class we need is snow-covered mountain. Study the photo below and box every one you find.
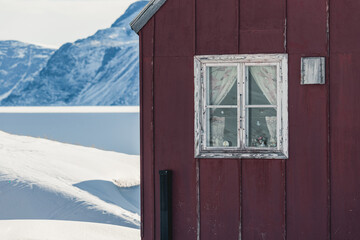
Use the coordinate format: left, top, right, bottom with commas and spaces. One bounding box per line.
0, 41, 54, 97
0, 1, 147, 106
0, 130, 140, 228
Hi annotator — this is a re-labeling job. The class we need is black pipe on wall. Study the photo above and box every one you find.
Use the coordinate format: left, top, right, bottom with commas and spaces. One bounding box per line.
159, 170, 172, 240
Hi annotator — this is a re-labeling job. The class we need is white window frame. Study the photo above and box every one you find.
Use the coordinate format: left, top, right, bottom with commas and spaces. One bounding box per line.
194, 54, 288, 159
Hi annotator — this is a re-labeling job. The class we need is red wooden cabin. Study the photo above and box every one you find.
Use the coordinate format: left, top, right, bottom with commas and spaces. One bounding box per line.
131, 0, 360, 239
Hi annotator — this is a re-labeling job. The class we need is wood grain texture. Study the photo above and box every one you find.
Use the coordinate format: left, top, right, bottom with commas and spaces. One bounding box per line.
141, 19, 155, 240
239, 0, 285, 54
195, 2, 242, 240
286, 54, 329, 240
154, 0, 194, 57
199, 159, 240, 240
154, 56, 197, 240
330, 54, 360, 240
242, 160, 285, 240
330, 0, 360, 53
152, 1, 195, 238
196, 0, 238, 55
142, 56, 155, 240
240, 0, 285, 30
135, 0, 360, 239
239, 29, 284, 54
287, 0, 328, 54
330, 2, 360, 239
286, 0, 329, 238
142, 18, 155, 58
239, 1, 286, 239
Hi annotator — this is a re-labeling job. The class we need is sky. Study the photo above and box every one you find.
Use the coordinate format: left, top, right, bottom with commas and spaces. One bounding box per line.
0, 0, 136, 48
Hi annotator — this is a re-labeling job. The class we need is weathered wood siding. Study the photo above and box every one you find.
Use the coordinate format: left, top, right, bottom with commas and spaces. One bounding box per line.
286, 0, 329, 239
138, 0, 360, 239
239, 0, 286, 239
330, 1, 360, 239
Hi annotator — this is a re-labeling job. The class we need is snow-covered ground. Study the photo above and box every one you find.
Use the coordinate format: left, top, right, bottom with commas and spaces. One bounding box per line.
0, 220, 140, 240
0, 130, 140, 239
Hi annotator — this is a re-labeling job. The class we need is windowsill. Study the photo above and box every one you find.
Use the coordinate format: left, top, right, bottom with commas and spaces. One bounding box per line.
195, 149, 288, 159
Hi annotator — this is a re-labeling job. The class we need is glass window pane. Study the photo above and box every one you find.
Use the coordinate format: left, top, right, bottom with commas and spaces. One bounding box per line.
207, 108, 237, 147
246, 66, 277, 105
246, 108, 277, 148
207, 66, 237, 105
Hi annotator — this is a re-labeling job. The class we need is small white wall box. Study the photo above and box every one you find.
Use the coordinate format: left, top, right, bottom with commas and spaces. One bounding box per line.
301, 57, 325, 85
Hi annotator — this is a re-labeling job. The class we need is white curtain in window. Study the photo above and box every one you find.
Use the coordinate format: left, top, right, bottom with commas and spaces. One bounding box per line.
265, 116, 277, 145
250, 66, 277, 146
209, 67, 237, 105
210, 116, 225, 146
208, 67, 237, 147
249, 66, 277, 105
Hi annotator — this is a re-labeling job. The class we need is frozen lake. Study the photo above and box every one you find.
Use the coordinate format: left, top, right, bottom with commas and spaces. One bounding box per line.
0, 107, 139, 155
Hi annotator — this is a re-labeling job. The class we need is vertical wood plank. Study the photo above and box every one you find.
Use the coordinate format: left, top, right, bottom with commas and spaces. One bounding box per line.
142, 56, 155, 240
330, 54, 360, 239
142, 18, 155, 58
195, 1, 241, 239
239, 1, 286, 239
196, 0, 238, 55
154, 57, 197, 240
154, 0, 194, 57
240, 0, 285, 30
331, 2, 360, 239
330, 1, 360, 53
242, 160, 285, 240
141, 19, 155, 240
199, 159, 240, 240
239, 0, 285, 53
152, 0, 195, 238
287, 0, 328, 54
239, 30, 285, 54
286, 0, 329, 239
286, 54, 329, 240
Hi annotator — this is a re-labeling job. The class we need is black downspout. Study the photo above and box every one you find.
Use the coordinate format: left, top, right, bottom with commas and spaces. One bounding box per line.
159, 170, 172, 240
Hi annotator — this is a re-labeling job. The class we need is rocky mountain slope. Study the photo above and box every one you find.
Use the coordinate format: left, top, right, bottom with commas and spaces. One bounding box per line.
0, 1, 147, 106
0, 40, 54, 97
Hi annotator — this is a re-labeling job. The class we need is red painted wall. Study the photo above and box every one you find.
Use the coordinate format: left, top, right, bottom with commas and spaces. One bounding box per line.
139, 0, 360, 239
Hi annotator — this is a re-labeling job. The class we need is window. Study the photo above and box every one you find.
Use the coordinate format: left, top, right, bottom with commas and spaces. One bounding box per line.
194, 54, 288, 159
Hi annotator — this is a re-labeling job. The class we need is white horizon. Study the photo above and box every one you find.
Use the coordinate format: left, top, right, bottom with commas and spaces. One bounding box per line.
0, 106, 140, 113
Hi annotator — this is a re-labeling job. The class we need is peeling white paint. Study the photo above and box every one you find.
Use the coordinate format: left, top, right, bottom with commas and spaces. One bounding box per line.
194, 54, 288, 159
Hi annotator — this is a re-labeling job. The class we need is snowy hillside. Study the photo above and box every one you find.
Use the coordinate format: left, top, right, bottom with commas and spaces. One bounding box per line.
0, 40, 54, 96
0, 130, 140, 231
0, 1, 147, 106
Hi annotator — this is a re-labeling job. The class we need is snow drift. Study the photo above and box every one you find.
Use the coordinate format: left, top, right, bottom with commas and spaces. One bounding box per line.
0, 130, 140, 229
0, 220, 140, 240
